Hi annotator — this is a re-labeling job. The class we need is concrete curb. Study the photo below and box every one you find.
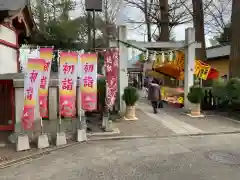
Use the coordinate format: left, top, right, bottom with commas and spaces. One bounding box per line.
88, 130, 240, 141
2, 130, 240, 169
87, 128, 121, 137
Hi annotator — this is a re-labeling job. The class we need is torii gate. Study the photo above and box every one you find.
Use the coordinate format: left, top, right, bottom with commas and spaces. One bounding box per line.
110, 26, 201, 112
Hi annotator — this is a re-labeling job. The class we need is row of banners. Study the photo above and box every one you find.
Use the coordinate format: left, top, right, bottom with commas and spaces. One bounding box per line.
152, 50, 211, 80
21, 48, 119, 130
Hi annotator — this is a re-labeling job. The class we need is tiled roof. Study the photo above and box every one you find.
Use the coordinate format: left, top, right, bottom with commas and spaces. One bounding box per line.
0, 0, 27, 11
206, 45, 230, 59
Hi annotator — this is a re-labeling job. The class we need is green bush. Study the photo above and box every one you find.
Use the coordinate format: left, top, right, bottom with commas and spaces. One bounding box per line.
122, 86, 139, 106
212, 78, 228, 105
187, 86, 204, 104
212, 78, 227, 96
226, 78, 240, 107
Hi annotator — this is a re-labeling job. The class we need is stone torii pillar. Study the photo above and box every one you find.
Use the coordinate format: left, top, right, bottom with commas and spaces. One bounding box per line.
184, 27, 201, 110
118, 25, 129, 114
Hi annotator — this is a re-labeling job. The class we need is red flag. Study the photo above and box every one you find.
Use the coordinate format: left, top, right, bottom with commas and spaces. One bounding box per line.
104, 48, 119, 107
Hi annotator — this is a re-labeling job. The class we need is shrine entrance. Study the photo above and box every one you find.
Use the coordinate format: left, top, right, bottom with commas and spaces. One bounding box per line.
0, 80, 15, 131
113, 26, 217, 110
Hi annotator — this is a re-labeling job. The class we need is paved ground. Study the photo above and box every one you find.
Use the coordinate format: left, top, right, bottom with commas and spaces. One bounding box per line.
162, 104, 240, 133
114, 109, 174, 137
1, 134, 240, 179
123, 99, 240, 136
2, 97, 240, 167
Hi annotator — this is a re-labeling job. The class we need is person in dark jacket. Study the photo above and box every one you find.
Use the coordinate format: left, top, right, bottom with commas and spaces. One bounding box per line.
142, 77, 149, 98
158, 80, 163, 108
148, 79, 161, 114
133, 78, 138, 88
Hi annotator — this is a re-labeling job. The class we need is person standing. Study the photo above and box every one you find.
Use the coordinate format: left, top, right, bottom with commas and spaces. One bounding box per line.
158, 80, 163, 108
133, 78, 138, 88
142, 77, 149, 98
148, 79, 161, 114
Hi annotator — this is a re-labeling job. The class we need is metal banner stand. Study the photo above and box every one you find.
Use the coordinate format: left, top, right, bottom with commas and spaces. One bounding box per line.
17, 55, 39, 151
40, 117, 43, 134
58, 102, 62, 134
56, 51, 67, 146
16, 109, 30, 151
37, 115, 49, 149
38, 45, 52, 149
76, 52, 87, 142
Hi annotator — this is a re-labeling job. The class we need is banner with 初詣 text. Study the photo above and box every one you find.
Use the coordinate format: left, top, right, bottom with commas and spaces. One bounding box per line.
80, 53, 98, 111
22, 58, 45, 130
39, 48, 53, 118
59, 51, 78, 117
104, 48, 119, 108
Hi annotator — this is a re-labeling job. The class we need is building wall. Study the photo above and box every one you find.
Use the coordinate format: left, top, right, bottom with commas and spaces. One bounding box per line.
0, 44, 18, 73
0, 25, 18, 74
208, 58, 229, 77
0, 25, 17, 45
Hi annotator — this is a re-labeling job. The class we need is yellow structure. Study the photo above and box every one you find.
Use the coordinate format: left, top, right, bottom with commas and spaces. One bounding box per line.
206, 45, 230, 77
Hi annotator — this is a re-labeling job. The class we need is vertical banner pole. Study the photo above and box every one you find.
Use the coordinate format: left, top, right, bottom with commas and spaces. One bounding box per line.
37, 46, 44, 134
58, 81, 62, 133
78, 51, 82, 129
79, 86, 82, 129
76, 51, 87, 142
58, 50, 61, 133
40, 117, 43, 134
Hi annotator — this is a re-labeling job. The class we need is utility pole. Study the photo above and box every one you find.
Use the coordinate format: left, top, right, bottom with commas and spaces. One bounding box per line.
104, 0, 110, 47
85, 0, 103, 51
87, 12, 92, 51
92, 10, 96, 52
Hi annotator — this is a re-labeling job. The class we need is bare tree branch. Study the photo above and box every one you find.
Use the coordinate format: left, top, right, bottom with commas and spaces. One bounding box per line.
204, 0, 232, 36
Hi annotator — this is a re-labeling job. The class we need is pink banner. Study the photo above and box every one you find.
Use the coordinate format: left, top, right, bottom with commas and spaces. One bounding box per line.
22, 58, 45, 130
59, 51, 78, 117
39, 48, 53, 118
104, 48, 119, 107
80, 53, 98, 111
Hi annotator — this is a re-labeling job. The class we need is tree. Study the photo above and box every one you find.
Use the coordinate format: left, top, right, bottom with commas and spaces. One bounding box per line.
144, 0, 152, 42
28, 0, 88, 49
79, 0, 120, 49
157, 0, 169, 41
125, 0, 192, 41
204, 0, 232, 36
229, 0, 240, 78
215, 23, 231, 45
192, 0, 206, 61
